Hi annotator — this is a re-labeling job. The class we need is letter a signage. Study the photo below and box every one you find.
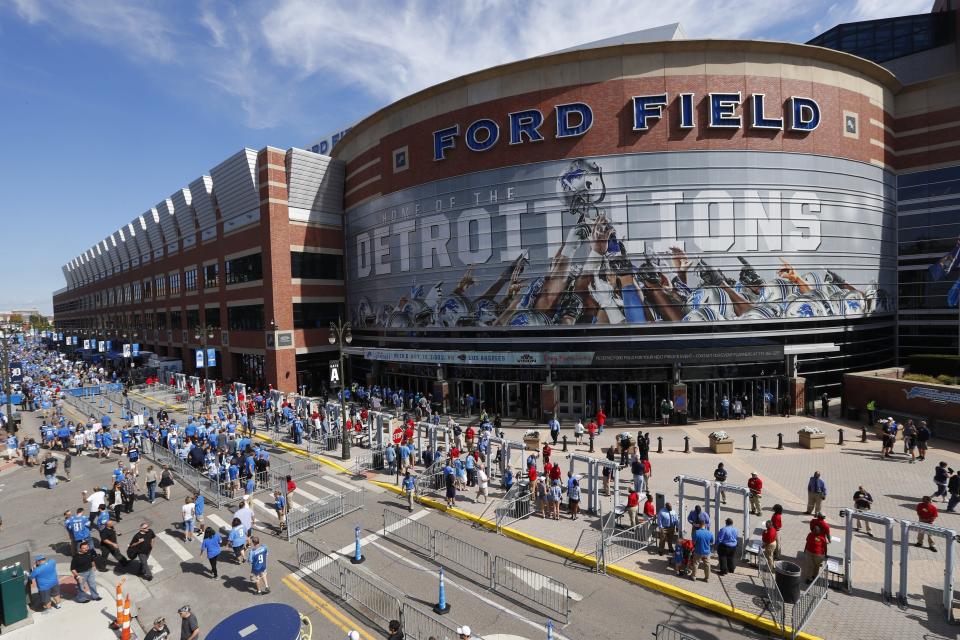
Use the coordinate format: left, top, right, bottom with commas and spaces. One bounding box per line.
329, 361, 341, 387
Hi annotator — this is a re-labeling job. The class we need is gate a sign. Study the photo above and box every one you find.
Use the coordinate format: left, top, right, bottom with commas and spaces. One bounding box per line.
329, 360, 341, 387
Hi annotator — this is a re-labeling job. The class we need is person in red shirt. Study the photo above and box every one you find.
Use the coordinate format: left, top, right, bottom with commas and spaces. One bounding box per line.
543, 462, 553, 480
586, 421, 598, 440
747, 472, 763, 516
643, 494, 656, 518
528, 466, 538, 485
542, 443, 552, 466
771, 504, 783, 531
596, 408, 606, 434
810, 513, 830, 539
465, 426, 475, 446
762, 520, 778, 567
626, 489, 640, 527
916, 496, 939, 551
450, 445, 460, 460
803, 524, 828, 582
642, 459, 652, 489
549, 463, 562, 483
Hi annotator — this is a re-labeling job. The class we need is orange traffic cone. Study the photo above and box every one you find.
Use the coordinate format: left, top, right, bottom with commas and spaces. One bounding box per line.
109, 579, 125, 630
120, 595, 131, 640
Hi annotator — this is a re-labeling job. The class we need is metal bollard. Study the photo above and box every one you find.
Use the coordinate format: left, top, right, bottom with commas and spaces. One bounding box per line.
751, 434, 758, 451
562, 435, 568, 452
657, 436, 663, 454
683, 435, 690, 453
777, 432, 784, 450
861, 426, 867, 443
589, 434, 594, 453
838, 428, 844, 445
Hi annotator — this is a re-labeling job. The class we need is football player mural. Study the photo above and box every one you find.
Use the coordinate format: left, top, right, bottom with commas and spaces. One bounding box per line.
349, 156, 894, 329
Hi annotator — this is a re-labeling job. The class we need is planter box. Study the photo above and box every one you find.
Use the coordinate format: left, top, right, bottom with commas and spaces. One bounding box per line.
799, 432, 826, 449
709, 438, 733, 454
523, 434, 541, 451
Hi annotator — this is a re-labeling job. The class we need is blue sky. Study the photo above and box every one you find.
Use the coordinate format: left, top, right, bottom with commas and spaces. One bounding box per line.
0, 0, 931, 314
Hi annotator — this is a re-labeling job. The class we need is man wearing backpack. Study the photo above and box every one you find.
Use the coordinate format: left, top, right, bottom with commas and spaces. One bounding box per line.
917, 421, 931, 461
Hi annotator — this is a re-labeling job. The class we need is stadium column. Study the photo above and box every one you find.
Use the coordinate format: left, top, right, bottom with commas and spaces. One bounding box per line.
258, 146, 298, 393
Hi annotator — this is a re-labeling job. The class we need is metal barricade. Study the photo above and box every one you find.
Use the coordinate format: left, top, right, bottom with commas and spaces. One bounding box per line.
654, 624, 704, 640
400, 602, 462, 640
414, 459, 446, 497
757, 552, 785, 631
599, 517, 655, 572
789, 561, 829, 639
492, 556, 570, 622
296, 538, 345, 596
286, 494, 345, 540
433, 530, 492, 584
383, 508, 432, 554
342, 569, 403, 631
354, 445, 386, 475
494, 483, 531, 533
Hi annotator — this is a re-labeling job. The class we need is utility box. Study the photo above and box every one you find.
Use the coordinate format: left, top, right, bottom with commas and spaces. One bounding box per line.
0, 562, 28, 626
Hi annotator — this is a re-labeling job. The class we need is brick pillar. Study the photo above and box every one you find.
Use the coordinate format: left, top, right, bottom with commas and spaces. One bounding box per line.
258, 147, 297, 393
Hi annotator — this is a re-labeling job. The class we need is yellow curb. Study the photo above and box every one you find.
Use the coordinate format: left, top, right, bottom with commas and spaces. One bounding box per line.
275, 450, 823, 640
251, 434, 352, 475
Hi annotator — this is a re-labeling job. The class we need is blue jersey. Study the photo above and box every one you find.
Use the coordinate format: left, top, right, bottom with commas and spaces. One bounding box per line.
245, 477, 255, 494
228, 525, 247, 548
67, 515, 90, 541
95, 511, 109, 530
249, 545, 268, 573
274, 494, 286, 511
194, 495, 205, 516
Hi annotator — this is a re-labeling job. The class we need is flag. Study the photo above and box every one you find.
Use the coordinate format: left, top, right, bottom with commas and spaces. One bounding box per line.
928, 240, 960, 281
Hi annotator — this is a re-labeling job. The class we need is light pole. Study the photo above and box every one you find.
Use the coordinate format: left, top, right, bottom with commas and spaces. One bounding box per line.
0, 329, 16, 432
194, 324, 218, 412
328, 318, 352, 460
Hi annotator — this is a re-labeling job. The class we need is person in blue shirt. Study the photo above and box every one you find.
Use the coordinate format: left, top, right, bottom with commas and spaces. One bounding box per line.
548, 417, 560, 445
691, 523, 715, 582
228, 462, 240, 496
716, 518, 740, 576
402, 470, 416, 512
657, 503, 679, 556
228, 517, 248, 562
248, 536, 270, 595
502, 468, 514, 492
806, 471, 827, 516
384, 445, 396, 475
273, 491, 287, 531
198, 527, 222, 578
29, 555, 62, 610
112, 463, 125, 484
67, 508, 92, 549
244, 476, 256, 496
194, 493, 205, 528
94, 505, 110, 531
687, 505, 711, 537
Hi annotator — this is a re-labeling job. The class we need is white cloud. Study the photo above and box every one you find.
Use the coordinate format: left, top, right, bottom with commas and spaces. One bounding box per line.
259, 0, 801, 103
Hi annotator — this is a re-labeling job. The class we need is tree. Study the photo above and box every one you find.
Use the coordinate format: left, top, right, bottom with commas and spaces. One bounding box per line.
29, 314, 50, 329
8, 314, 22, 326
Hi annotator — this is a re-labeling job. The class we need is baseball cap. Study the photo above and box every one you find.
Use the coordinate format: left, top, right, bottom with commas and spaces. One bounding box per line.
457, 626, 472, 636
178, 605, 191, 613
34, 554, 45, 561
751, 471, 758, 476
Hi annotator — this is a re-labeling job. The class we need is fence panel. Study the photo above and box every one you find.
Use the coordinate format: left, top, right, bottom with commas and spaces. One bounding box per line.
286, 494, 345, 540
601, 517, 655, 568
295, 538, 344, 597
342, 569, 403, 631
493, 556, 570, 622
383, 509, 433, 554
790, 562, 829, 639
400, 602, 462, 640
342, 487, 364, 516
494, 484, 530, 532
654, 624, 704, 640
433, 530, 492, 582
757, 553, 785, 630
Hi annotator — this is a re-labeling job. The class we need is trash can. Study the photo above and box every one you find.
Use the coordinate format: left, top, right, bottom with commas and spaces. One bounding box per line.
0, 562, 28, 626
677, 412, 688, 425
514, 481, 530, 519
372, 449, 384, 471
774, 560, 802, 604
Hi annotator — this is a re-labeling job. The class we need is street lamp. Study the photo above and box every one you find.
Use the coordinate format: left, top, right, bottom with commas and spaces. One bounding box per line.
328, 318, 352, 460
194, 324, 218, 412
0, 329, 17, 432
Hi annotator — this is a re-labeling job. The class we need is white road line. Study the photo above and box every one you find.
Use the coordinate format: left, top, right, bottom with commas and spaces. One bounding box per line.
323, 474, 384, 494
504, 565, 583, 601
369, 539, 572, 640
147, 555, 164, 575
294, 487, 321, 503
207, 513, 229, 529
291, 509, 430, 581
305, 480, 336, 495
156, 530, 193, 561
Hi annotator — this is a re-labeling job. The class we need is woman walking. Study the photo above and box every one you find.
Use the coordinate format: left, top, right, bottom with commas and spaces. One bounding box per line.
199, 527, 222, 579
145, 465, 158, 504
181, 497, 195, 542
159, 465, 174, 500
568, 478, 581, 520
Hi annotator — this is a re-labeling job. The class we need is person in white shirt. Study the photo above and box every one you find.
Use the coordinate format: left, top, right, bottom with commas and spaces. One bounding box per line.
476, 465, 489, 503
234, 501, 255, 535
574, 419, 585, 445
84, 487, 106, 517
181, 497, 196, 542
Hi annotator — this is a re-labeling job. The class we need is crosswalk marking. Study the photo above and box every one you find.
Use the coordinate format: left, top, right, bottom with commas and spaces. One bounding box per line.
156, 530, 193, 561
291, 509, 430, 581
322, 473, 383, 494
147, 555, 164, 575
207, 513, 229, 529
306, 480, 336, 495
294, 487, 321, 503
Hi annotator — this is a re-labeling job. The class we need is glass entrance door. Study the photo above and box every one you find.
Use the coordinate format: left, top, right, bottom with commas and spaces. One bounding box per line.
502, 383, 521, 418
557, 384, 585, 421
